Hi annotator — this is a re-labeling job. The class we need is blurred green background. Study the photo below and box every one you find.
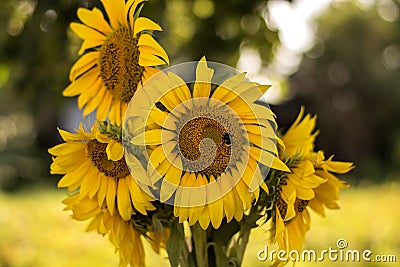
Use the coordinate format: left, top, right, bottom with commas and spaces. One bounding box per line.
0, 0, 399, 266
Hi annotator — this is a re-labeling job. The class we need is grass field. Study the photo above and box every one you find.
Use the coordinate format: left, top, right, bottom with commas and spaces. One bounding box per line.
0, 182, 399, 267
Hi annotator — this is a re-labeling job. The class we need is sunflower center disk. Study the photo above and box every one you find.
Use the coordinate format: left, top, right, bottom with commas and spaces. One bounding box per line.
178, 117, 232, 177
99, 27, 144, 103
87, 140, 130, 179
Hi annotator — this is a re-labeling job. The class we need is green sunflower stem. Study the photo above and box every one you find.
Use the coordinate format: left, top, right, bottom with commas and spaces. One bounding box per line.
185, 220, 255, 267
228, 225, 251, 266
191, 224, 208, 267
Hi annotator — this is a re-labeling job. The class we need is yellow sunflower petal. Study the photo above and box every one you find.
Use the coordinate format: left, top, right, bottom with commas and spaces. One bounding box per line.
160, 157, 183, 202
212, 73, 246, 101
232, 188, 244, 221
247, 132, 276, 154
109, 103, 119, 126
320, 156, 354, 174
239, 159, 263, 192
88, 173, 102, 199
57, 127, 83, 142
100, 0, 126, 29
134, 17, 162, 35
240, 104, 276, 122
96, 94, 113, 121
127, 0, 147, 29
97, 175, 108, 206
138, 34, 169, 64
125, 152, 152, 186
217, 175, 236, 222
106, 140, 124, 161
57, 160, 91, 188
69, 51, 98, 81
272, 157, 291, 172
193, 56, 214, 100
48, 142, 86, 156
308, 198, 326, 217
250, 146, 287, 171
131, 129, 174, 145
167, 73, 192, 103
207, 176, 224, 229
149, 107, 168, 127
78, 78, 102, 110
139, 52, 168, 66
188, 175, 206, 225
70, 22, 106, 42
234, 179, 252, 210
82, 83, 106, 116
63, 68, 99, 97
80, 166, 100, 198
117, 178, 134, 220
174, 172, 193, 222
198, 205, 211, 230
126, 177, 153, 215
228, 82, 265, 103
106, 177, 116, 215
77, 7, 113, 35
159, 87, 186, 112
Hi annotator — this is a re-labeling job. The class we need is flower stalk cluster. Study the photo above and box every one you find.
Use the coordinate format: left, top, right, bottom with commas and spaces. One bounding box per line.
49, 1, 353, 266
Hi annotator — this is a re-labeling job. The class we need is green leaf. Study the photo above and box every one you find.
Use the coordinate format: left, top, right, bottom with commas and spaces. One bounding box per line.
166, 219, 185, 267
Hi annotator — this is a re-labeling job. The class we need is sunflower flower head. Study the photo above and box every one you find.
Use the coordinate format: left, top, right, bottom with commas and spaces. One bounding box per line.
48, 122, 155, 221
267, 108, 353, 265
63, 0, 169, 124
125, 57, 289, 230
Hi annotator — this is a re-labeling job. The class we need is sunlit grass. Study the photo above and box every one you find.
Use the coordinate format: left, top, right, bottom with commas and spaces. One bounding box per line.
0, 187, 169, 267
243, 182, 400, 267
0, 183, 399, 266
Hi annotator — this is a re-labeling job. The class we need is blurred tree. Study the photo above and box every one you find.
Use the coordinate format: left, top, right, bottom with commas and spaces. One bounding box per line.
274, 0, 400, 181
142, 0, 280, 66
0, 0, 80, 189
0, 0, 288, 190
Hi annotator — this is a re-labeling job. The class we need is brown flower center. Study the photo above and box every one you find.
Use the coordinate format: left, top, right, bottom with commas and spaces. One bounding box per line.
178, 117, 232, 177
99, 27, 144, 103
87, 140, 130, 179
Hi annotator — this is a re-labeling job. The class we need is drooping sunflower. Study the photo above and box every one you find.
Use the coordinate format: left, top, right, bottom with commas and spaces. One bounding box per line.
270, 108, 353, 265
63, 192, 169, 267
63, 0, 169, 124
129, 57, 290, 230
48, 122, 155, 220
272, 159, 326, 254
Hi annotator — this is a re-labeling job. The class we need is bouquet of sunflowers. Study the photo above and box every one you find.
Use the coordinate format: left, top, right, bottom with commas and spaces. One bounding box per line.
49, 1, 353, 266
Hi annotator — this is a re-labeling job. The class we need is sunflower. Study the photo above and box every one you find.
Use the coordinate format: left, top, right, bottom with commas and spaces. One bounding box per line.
270, 108, 353, 265
128, 57, 289, 230
62, 192, 168, 267
48, 122, 155, 220
272, 159, 326, 254
63, 0, 169, 125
